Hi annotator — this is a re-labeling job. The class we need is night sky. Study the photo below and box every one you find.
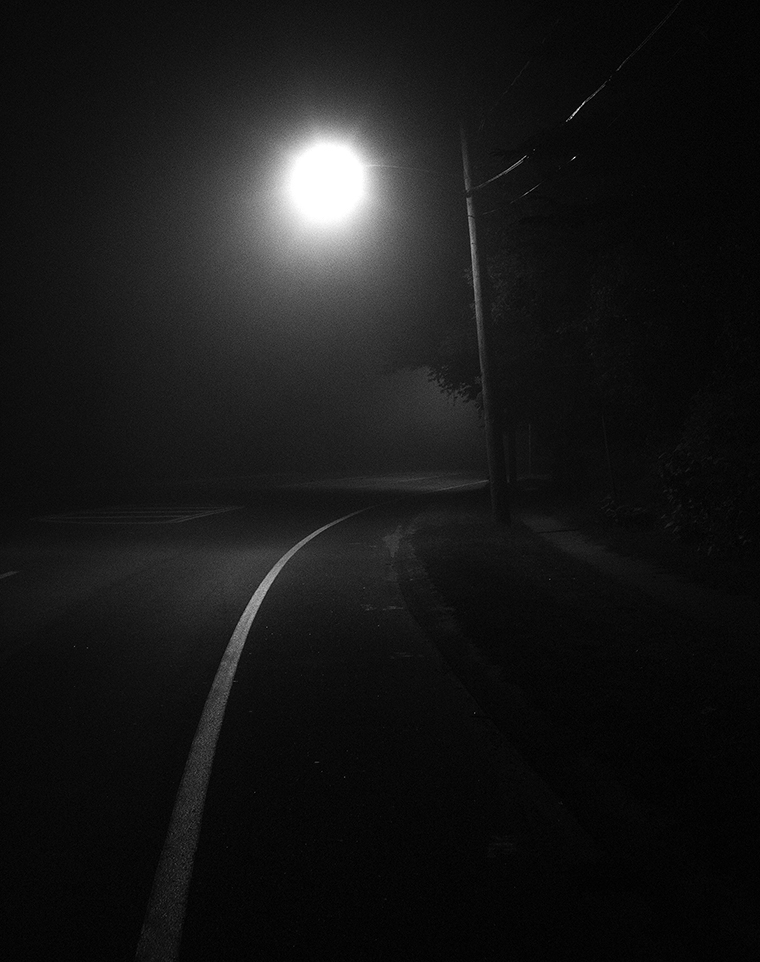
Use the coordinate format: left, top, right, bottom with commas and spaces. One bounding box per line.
3, 0, 734, 498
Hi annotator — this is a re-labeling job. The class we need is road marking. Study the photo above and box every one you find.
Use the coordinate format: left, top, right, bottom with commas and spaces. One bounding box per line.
0, 570, 19, 581
37, 506, 241, 525
136, 477, 485, 959
134, 505, 375, 962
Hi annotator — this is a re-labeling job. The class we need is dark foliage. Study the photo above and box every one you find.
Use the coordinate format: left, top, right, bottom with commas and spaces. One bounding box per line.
659, 313, 760, 554
424, 4, 757, 542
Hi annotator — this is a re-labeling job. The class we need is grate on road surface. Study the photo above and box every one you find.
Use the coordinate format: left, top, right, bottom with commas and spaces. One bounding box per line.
36, 505, 242, 525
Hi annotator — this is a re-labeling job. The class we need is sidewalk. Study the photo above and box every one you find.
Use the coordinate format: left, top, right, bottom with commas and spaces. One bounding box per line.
519, 511, 760, 636
396, 484, 760, 961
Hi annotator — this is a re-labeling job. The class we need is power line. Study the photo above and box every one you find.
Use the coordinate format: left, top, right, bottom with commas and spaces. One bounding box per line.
479, 59, 533, 136
478, 15, 564, 135
616, 0, 686, 74
500, 37, 694, 210
566, 0, 686, 122
465, 152, 530, 196
470, 0, 688, 195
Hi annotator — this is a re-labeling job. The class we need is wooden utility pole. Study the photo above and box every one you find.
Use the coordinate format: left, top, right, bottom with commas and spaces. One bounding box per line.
460, 124, 510, 523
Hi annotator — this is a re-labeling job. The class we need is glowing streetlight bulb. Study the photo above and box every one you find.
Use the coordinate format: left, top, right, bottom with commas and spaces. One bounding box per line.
289, 143, 365, 224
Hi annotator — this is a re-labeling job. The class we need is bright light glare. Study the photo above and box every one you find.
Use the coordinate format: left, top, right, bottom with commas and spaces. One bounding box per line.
289, 143, 365, 224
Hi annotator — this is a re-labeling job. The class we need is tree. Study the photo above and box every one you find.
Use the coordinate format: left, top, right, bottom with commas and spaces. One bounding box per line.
424, 0, 757, 504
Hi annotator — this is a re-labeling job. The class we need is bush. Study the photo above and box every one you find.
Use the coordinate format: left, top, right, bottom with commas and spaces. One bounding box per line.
659, 388, 760, 555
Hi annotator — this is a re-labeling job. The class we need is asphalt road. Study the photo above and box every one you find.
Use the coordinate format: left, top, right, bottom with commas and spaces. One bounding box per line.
1, 472, 552, 961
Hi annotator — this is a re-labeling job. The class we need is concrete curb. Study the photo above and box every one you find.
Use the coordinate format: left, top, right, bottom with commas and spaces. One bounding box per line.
396, 501, 760, 960
390, 515, 603, 872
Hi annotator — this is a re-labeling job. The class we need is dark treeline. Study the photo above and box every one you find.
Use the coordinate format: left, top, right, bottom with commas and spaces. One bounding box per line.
427, 3, 758, 554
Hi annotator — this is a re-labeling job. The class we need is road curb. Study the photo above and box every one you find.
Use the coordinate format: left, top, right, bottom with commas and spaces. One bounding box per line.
394, 502, 760, 960
390, 514, 603, 873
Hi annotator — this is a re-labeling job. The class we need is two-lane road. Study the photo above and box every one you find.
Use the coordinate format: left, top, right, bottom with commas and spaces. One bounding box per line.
0, 473, 559, 960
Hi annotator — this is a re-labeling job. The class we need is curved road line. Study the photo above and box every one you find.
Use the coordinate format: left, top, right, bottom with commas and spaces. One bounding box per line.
135, 507, 373, 962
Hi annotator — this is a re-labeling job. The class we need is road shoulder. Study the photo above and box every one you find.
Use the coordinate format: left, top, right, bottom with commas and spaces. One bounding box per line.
396, 487, 760, 961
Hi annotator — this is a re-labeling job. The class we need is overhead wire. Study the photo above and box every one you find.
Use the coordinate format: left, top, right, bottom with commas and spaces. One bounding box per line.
478, 59, 534, 137
501, 37, 692, 210
477, 15, 565, 137
615, 0, 687, 74
565, 0, 686, 121
469, 0, 688, 196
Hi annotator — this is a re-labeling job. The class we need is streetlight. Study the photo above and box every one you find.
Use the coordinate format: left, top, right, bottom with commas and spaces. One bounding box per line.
288, 142, 366, 224
287, 133, 509, 523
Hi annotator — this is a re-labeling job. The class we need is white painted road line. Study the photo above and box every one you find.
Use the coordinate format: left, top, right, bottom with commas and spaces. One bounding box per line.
135, 478, 486, 960
0, 570, 19, 581
134, 505, 375, 962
